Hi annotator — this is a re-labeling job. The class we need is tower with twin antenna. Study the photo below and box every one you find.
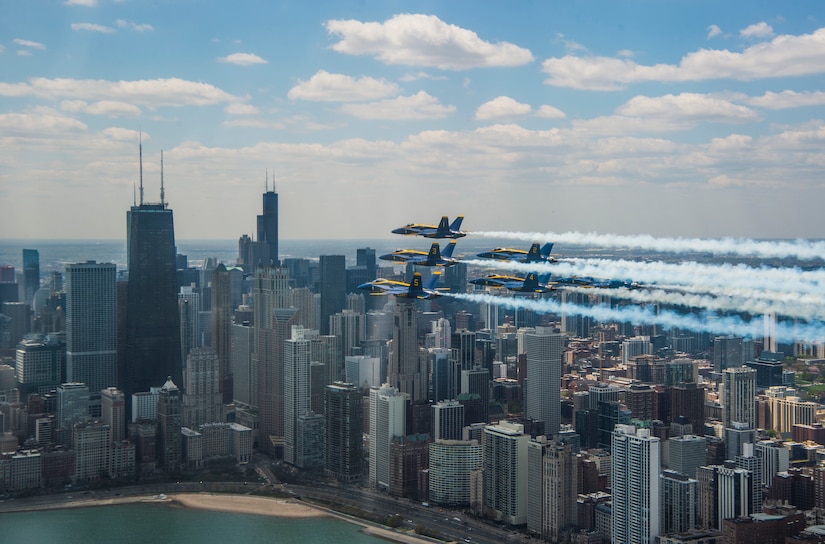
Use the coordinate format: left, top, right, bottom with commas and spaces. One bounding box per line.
122, 136, 182, 419
257, 171, 279, 266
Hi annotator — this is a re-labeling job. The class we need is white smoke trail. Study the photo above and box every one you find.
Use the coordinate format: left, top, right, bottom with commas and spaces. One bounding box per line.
462, 258, 825, 298
472, 230, 825, 261
451, 292, 825, 343
564, 286, 825, 322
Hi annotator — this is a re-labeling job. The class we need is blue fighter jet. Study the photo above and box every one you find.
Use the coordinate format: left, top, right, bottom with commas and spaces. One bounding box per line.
379, 241, 458, 267
358, 271, 448, 299
392, 216, 466, 239
476, 242, 555, 263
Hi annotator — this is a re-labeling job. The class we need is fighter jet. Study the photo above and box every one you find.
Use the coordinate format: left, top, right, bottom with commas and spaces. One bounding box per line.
379, 241, 458, 267
554, 276, 639, 289
470, 272, 554, 293
476, 242, 555, 263
391, 216, 466, 239
357, 271, 448, 299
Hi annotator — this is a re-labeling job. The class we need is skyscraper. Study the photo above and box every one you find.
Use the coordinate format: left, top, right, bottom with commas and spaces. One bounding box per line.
319, 255, 346, 335
66, 261, 117, 394
324, 381, 363, 481
527, 435, 578, 541
257, 186, 279, 266
211, 263, 233, 403
523, 327, 563, 436
388, 301, 427, 402
369, 383, 407, 490
22, 248, 39, 304
253, 264, 296, 454
611, 424, 661, 544
483, 421, 529, 526
123, 164, 181, 413
723, 366, 756, 429
284, 325, 311, 466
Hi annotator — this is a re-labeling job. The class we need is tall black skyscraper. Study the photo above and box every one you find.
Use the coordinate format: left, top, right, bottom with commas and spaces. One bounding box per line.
22, 248, 39, 303
257, 184, 278, 266
319, 255, 346, 335
122, 148, 182, 413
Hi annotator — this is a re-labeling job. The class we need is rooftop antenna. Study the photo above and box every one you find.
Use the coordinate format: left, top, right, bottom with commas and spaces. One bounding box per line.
133, 183, 136, 206
265, 169, 269, 192
272, 169, 276, 192
160, 150, 166, 207
139, 130, 144, 205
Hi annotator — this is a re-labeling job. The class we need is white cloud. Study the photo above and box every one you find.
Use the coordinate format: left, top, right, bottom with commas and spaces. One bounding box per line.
475, 96, 532, 120
616, 93, 758, 124
0, 44, 4, 54
707, 25, 722, 39
399, 72, 448, 82
747, 90, 825, 109
0, 77, 240, 107
556, 33, 587, 54
325, 13, 533, 70
17, 50, 32, 57
216, 52, 268, 66
65, 0, 96, 5
340, 91, 455, 120
13, 38, 46, 50
740, 22, 774, 39
617, 49, 634, 58
542, 27, 825, 90
225, 103, 261, 115
288, 70, 400, 102
60, 99, 141, 117
101, 127, 144, 142
536, 104, 566, 119
71, 23, 116, 33
0, 108, 88, 136
116, 19, 153, 32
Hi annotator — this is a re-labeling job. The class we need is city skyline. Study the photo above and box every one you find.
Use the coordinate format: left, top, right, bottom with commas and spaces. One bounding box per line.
2, 2, 825, 240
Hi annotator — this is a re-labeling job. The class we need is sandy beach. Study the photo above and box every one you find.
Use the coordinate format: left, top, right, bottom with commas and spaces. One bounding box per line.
169, 492, 328, 518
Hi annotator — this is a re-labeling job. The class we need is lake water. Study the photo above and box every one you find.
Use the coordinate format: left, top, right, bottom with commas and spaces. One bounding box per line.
0, 502, 386, 543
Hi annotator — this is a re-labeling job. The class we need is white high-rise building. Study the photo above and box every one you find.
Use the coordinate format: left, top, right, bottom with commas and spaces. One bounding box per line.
523, 327, 563, 436
483, 421, 529, 526
612, 424, 661, 544
428, 439, 481, 506
369, 383, 407, 490
284, 325, 311, 465
755, 440, 789, 488
65, 261, 117, 393
723, 366, 756, 429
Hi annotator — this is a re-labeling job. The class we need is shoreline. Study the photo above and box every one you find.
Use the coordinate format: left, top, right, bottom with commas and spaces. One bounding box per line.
0, 492, 437, 544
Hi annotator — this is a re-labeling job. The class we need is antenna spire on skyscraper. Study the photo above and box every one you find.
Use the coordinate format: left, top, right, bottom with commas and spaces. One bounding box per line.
139, 130, 144, 205
160, 150, 166, 207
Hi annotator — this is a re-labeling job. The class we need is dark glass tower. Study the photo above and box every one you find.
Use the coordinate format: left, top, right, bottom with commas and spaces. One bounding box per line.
22, 248, 40, 303
257, 189, 279, 266
123, 200, 182, 411
319, 255, 346, 335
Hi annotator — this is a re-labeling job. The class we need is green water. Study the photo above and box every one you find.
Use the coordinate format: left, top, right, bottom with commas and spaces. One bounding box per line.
0, 503, 385, 543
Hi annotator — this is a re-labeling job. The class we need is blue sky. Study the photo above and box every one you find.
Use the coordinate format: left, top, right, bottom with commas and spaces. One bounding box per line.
2, 1, 825, 240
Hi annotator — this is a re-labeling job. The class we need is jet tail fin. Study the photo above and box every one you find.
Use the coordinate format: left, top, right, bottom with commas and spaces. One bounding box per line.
449, 215, 464, 232
522, 273, 539, 292
426, 243, 442, 265
540, 243, 553, 258
442, 240, 457, 259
